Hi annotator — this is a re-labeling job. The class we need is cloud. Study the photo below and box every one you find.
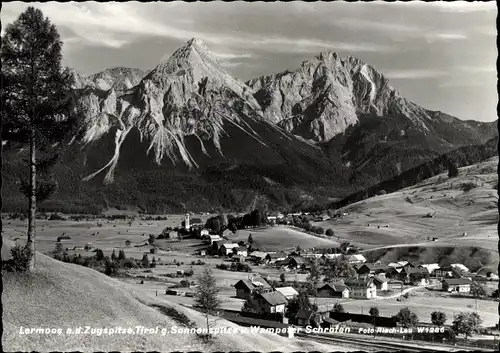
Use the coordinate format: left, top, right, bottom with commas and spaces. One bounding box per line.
453, 66, 496, 74
385, 1, 496, 13
383, 69, 449, 80
211, 52, 254, 60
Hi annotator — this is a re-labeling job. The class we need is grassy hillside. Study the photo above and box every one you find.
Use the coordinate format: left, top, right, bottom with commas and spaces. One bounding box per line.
313, 157, 498, 268
2, 249, 340, 351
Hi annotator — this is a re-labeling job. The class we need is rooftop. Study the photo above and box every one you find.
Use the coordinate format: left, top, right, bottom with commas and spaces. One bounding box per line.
258, 291, 288, 306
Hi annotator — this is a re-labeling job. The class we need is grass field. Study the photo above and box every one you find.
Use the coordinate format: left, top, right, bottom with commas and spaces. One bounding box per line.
230, 226, 339, 251
2, 248, 346, 352
338, 295, 499, 329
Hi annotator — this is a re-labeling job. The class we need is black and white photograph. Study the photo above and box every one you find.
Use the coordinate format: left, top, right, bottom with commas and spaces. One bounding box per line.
1, 1, 498, 352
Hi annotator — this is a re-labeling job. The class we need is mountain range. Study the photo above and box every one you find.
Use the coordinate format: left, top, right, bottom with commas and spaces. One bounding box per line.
3, 38, 497, 214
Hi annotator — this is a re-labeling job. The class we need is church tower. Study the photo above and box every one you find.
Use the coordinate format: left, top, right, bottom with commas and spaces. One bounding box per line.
185, 213, 190, 231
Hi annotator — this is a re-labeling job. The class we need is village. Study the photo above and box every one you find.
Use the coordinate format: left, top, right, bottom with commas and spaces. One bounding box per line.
110, 210, 499, 347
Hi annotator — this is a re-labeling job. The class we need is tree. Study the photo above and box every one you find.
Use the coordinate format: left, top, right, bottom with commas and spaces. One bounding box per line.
369, 306, 380, 335
194, 266, 220, 337
250, 209, 262, 227
369, 306, 380, 318
151, 257, 157, 268
431, 311, 447, 326
339, 242, 350, 254
248, 234, 254, 245
326, 229, 334, 237
2, 7, 80, 271
332, 302, 344, 313
53, 241, 63, 258
395, 307, 419, 328
280, 273, 286, 284
118, 249, 126, 260
470, 282, 486, 298
241, 294, 260, 314
323, 255, 356, 282
111, 249, 117, 262
125, 240, 131, 247
228, 222, 238, 233
286, 289, 317, 324
212, 219, 221, 234
307, 259, 321, 294
452, 312, 483, 341
141, 254, 150, 268
448, 162, 459, 178
148, 234, 155, 245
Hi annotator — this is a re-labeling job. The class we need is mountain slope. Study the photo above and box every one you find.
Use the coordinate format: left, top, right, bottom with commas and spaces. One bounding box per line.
2, 249, 337, 351
2, 38, 496, 213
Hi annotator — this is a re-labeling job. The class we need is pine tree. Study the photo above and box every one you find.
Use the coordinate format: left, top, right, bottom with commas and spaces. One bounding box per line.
118, 249, 126, 260
2, 7, 81, 270
142, 254, 150, 268
111, 249, 117, 262
194, 266, 220, 337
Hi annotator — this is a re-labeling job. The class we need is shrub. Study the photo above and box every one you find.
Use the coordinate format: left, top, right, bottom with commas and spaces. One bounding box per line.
431, 311, 447, 326
185, 269, 194, 277
461, 182, 476, 192
5, 244, 33, 272
48, 213, 64, 221
125, 240, 131, 247
216, 263, 229, 270
326, 229, 334, 237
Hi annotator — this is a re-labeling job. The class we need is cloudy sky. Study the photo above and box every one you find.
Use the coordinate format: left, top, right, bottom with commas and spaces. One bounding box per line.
2, 1, 497, 122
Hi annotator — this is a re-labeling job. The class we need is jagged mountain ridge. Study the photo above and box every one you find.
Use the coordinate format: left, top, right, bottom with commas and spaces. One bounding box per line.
2, 38, 496, 213
73, 38, 333, 185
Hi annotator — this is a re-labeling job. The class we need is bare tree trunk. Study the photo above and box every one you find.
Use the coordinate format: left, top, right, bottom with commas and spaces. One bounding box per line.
27, 127, 36, 270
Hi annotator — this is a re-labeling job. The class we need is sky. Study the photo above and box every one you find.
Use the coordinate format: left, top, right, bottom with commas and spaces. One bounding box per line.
1, 1, 497, 122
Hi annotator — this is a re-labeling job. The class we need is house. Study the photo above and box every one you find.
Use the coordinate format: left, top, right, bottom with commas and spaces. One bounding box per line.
348, 254, 367, 264
296, 309, 317, 326
220, 243, 239, 256
288, 256, 307, 269
317, 282, 350, 298
275, 286, 299, 300
296, 305, 333, 326
373, 274, 389, 291
476, 267, 499, 280
315, 214, 331, 222
205, 234, 221, 245
249, 251, 271, 264
221, 228, 233, 238
419, 263, 440, 276
233, 246, 248, 257
323, 253, 343, 260
435, 265, 462, 278
190, 218, 204, 228
303, 253, 323, 259
200, 229, 210, 237
451, 264, 470, 274
344, 277, 377, 299
441, 278, 473, 293
212, 239, 229, 251
234, 277, 272, 300
399, 267, 430, 284
199, 250, 206, 256
254, 291, 287, 314
388, 262, 403, 269
268, 252, 287, 263
357, 264, 391, 276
